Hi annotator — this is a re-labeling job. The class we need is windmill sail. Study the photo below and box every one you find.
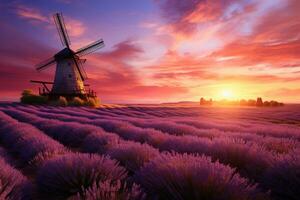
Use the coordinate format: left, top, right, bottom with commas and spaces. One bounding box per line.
72, 56, 86, 81
78, 59, 88, 79
35, 57, 56, 71
75, 39, 105, 56
53, 13, 71, 48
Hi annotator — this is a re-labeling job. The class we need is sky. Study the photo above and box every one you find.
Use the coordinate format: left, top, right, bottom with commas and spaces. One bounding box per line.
0, 0, 299, 103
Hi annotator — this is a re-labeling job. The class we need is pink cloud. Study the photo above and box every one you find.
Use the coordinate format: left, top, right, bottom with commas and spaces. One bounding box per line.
15, 5, 49, 23
266, 88, 300, 96
140, 22, 158, 29
155, 0, 203, 35
14, 5, 86, 37
155, 0, 244, 36
65, 18, 86, 37
210, 39, 300, 68
97, 40, 143, 60
152, 0, 300, 69
208, 0, 300, 67
79, 40, 188, 102
146, 50, 211, 73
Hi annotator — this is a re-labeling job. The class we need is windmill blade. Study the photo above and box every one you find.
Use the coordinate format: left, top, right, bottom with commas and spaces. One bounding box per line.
53, 13, 71, 48
78, 59, 88, 79
35, 57, 56, 71
75, 39, 104, 56
72, 57, 86, 81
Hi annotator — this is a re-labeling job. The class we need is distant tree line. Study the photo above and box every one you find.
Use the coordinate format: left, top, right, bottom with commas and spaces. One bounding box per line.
200, 98, 213, 106
200, 97, 284, 107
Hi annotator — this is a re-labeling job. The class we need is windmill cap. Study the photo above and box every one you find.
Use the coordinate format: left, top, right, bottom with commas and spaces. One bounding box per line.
54, 48, 78, 60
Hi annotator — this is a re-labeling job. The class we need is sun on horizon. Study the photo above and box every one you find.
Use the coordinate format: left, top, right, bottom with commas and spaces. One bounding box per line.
221, 89, 234, 99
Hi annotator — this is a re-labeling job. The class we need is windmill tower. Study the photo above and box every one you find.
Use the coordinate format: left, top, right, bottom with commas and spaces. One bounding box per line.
31, 13, 104, 100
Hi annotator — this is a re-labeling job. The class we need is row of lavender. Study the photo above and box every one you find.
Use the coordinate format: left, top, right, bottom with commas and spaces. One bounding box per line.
16, 104, 299, 156
0, 103, 299, 199
0, 110, 146, 199
25, 104, 300, 141
0, 108, 264, 199
15, 105, 299, 197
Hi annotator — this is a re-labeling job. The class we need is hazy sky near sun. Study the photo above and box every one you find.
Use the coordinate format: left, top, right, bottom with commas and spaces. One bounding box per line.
0, 0, 299, 103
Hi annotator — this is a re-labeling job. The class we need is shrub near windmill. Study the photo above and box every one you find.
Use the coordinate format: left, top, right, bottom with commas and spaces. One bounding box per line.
25, 13, 104, 106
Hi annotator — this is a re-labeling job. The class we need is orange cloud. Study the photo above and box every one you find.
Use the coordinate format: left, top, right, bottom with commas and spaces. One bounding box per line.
208, 0, 300, 67
211, 39, 300, 67
82, 40, 188, 102
184, 1, 223, 23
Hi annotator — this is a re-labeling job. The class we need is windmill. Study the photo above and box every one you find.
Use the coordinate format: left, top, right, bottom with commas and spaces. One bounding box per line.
31, 12, 104, 100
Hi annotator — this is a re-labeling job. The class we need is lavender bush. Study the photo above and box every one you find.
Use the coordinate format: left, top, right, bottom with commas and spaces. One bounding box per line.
135, 153, 268, 200
69, 180, 145, 200
36, 153, 127, 199
0, 157, 27, 199
0, 111, 66, 166
82, 131, 120, 154
262, 154, 300, 200
107, 141, 160, 173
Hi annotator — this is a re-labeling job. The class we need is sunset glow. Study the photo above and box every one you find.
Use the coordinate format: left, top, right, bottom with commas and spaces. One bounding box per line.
221, 89, 234, 99
0, 0, 300, 103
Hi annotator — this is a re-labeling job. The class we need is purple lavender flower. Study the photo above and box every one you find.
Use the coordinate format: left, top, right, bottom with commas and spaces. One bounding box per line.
135, 152, 268, 200
36, 153, 127, 199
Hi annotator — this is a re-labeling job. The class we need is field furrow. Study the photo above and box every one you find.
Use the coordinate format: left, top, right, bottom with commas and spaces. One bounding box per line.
0, 103, 299, 200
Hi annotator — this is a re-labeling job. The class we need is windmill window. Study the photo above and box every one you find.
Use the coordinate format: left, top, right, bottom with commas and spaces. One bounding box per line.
68, 74, 72, 78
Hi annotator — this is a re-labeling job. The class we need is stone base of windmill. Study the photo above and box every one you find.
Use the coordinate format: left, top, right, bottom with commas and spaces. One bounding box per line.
20, 89, 100, 107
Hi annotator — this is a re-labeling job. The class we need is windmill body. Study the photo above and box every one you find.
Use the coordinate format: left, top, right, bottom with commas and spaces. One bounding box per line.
32, 13, 105, 100
52, 48, 85, 95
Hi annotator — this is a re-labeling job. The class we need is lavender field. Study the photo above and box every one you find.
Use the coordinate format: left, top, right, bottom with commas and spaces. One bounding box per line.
0, 102, 299, 200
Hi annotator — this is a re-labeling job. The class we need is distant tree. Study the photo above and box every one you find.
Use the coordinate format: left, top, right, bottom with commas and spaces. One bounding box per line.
200, 96, 283, 107
256, 97, 263, 107
200, 98, 213, 106
209, 98, 213, 105
247, 99, 256, 106
200, 98, 205, 105
263, 101, 270, 107
270, 101, 279, 107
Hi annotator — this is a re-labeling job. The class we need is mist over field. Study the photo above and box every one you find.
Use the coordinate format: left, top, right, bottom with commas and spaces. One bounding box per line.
0, 102, 299, 199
